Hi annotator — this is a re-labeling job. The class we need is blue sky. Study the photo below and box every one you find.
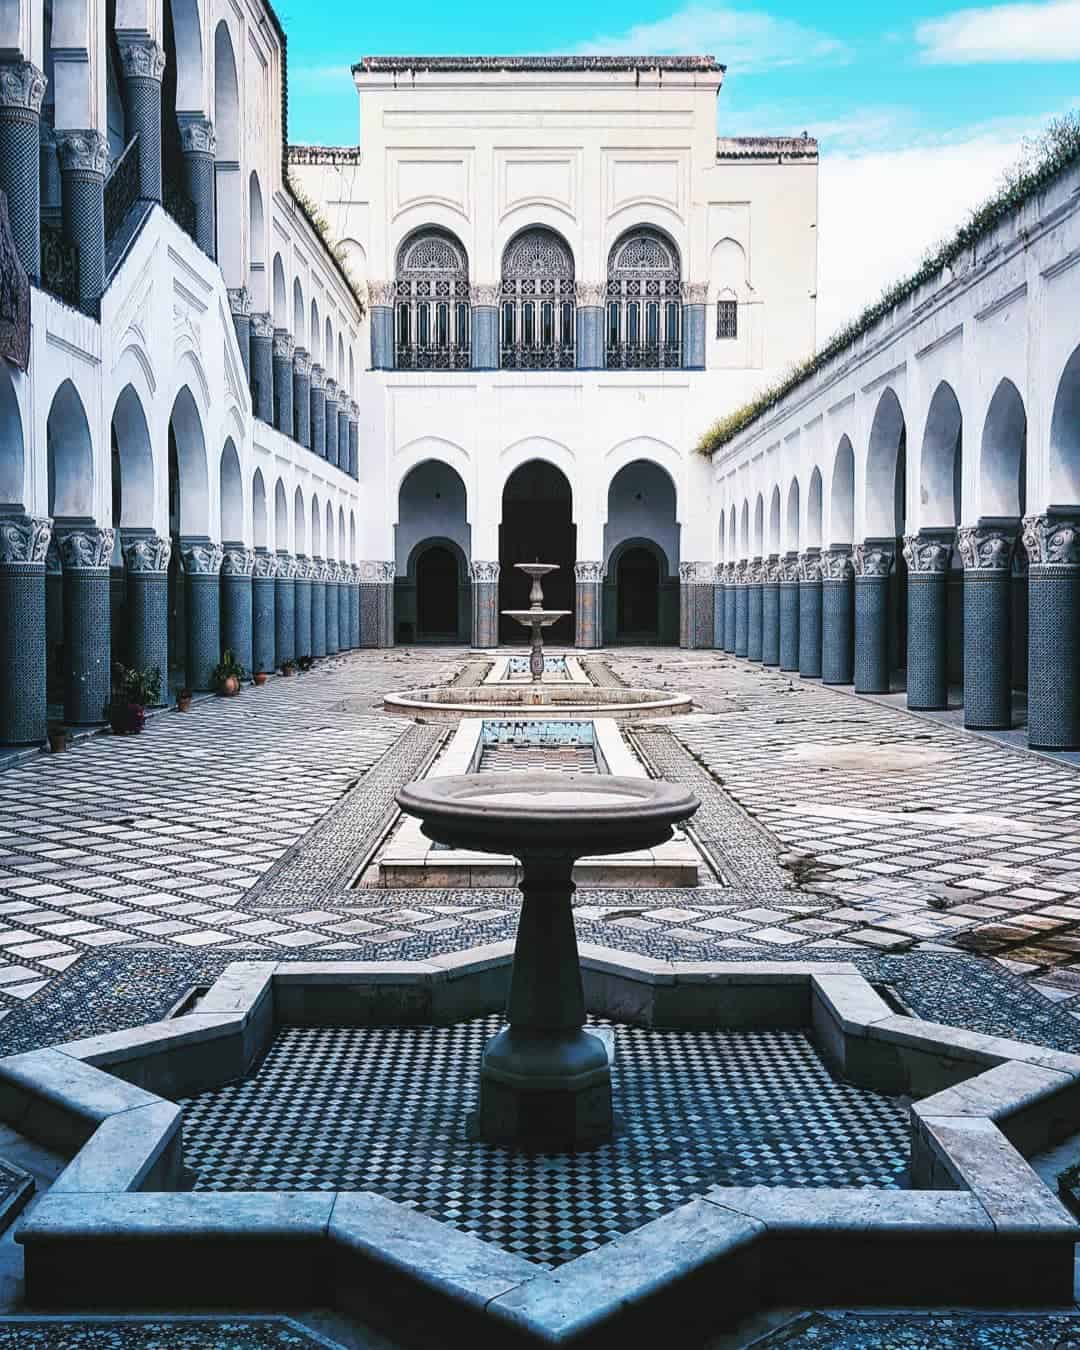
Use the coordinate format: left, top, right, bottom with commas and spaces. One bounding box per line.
282, 1, 1080, 339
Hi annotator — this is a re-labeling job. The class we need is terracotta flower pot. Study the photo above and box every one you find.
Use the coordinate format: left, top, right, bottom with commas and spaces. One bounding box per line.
47, 727, 67, 753
219, 675, 240, 697
281, 665, 294, 677
177, 693, 192, 712
253, 672, 268, 686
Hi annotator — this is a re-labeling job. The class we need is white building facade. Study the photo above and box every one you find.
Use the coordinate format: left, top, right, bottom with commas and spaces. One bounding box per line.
289, 56, 818, 649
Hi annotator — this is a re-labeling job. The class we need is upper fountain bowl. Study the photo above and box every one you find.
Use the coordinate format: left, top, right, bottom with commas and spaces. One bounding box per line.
500, 609, 571, 628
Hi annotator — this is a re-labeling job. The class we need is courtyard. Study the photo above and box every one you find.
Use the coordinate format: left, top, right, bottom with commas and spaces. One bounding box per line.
0, 646, 1078, 1346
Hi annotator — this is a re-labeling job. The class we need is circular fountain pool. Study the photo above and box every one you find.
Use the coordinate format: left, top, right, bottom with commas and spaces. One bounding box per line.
382, 681, 693, 720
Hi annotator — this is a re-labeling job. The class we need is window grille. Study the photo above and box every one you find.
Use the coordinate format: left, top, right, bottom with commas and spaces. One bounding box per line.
716, 298, 738, 340
500, 229, 576, 369
394, 231, 470, 369
606, 230, 681, 369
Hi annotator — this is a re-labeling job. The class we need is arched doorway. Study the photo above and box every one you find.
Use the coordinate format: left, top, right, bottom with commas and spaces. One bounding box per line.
395, 461, 470, 642
499, 460, 575, 644
417, 544, 462, 640
617, 546, 660, 640
602, 460, 679, 644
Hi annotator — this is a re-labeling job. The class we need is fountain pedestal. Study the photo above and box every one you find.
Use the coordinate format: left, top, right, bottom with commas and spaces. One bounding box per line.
502, 561, 570, 683
396, 773, 699, 1147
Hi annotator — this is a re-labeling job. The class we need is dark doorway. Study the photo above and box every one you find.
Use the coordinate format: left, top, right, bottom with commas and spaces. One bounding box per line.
499, 460, 575, 644
617, 547, 660, 640
417, 544, 459, 639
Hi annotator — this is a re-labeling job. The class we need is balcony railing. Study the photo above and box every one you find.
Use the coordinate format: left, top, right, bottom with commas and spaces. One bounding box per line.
104, 134, 140, 245
40, 223, 79, 307
606, 341, 682, 370
395, 344, 471, 370
500, 342, 575, 370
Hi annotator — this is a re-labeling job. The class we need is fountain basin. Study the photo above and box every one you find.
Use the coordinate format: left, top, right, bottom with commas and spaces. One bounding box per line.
382, 682, 692, 720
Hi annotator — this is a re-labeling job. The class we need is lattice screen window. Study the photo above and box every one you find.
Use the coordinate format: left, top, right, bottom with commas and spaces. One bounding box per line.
606, 229, 682, 369
394, 231, 471, 369
717, 298, 738, 340
500, 229, 576, 369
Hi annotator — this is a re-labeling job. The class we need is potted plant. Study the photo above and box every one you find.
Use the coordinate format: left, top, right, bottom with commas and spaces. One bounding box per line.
297, 654, 314, 673
47, 723, 68, 753
211, 649, 245, 696
253, 671, 268, 687
280, 659, 295, 677
109, 664, 162, 734
177, 688, 193, 712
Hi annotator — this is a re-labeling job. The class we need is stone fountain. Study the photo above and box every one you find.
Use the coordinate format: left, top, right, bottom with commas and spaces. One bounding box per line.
396, 771, 699, 1146
501, 562, 570, 683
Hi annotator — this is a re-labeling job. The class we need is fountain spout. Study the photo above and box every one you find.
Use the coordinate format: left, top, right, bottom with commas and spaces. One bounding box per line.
501, 562, 571, 681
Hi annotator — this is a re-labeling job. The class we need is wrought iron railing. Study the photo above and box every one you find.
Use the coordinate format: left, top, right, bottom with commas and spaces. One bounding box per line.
605, 341, 682, 370
40, 223, 79, 307
500, 342, 576, 370
395, 344, 471, 370
164, 174, 196, 240
104, 134, 140, 244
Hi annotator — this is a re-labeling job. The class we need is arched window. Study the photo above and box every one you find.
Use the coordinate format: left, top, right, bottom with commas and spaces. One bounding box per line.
394, 230, 470, 370
606, 230, 681, 369
500, 228, 575, 370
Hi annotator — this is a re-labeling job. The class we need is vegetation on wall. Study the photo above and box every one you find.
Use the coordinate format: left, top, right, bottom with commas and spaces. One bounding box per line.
696, 112, 1080, 458
285, 172, 367, 316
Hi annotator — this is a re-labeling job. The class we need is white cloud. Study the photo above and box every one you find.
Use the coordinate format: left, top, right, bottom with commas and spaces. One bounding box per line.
574, 6, 847, 72
916, 0, 1080, 63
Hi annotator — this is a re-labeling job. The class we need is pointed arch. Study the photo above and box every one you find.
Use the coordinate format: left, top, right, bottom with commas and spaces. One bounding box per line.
866, 388, 907, 538
292, 278, 305, 345
47, 379, 94, 517
248, 172, 266, 309
274, 478, 288, 550
311, 494, 322, 556
271, 254, 287, 327
168, 385, 209, 535
1049, 344, 1080, 504
753, 492, 764, 554
293, 484, 306, 554
0, 360, 24, 506
784, 477, 800, 552
219, 439, 243, 541
768, 485, 781, 554
831, 436, 855, 544
980, 379, 1026, 517
807, 466, 823, 548
920, 381, 963, 527
213, 20, 241, 286
110, 383, 155, 527
253, 469, 268, 550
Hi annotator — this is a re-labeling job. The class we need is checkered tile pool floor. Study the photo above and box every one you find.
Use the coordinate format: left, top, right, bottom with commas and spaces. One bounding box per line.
180, 1018, 909, 1267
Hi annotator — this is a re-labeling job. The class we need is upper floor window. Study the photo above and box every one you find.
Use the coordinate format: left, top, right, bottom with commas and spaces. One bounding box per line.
717, 297, 738, 340
395, 230, 470, 370
606, 230, 681, 369
500, 229, 576, 370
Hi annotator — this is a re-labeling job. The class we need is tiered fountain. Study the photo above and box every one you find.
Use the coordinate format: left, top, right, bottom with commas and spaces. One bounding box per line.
501, 562, 571, 685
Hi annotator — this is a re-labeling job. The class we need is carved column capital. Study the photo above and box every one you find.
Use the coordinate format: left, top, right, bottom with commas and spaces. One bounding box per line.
0, 61, 47, 114
902, 532, 953, 574
0, 514, 51, 564
221, 546, 256, 577
778, 555, 800, 583
682, 281, 709, 305
177, 115, 215, 156
325, 378, 338, 402
228, 286, 251, 317
1021, 514, 1080, 567
57, 129, 109, 176
797, 551, 822, 583
293, 347, 311, 376
853, 543, 893, 577
764, 556, 781, 583
469, 282, 501, 307
121, 533, 171, 573
679, 561, 714, 584
116, 37, 166, 82
574, 560, 604, 583
57, 525, 114, 570
180, 540, 224, 575
367, 279, 394, 307
469, 560, 500, 582
250, 311, 273, 340
253, 550, 278, 579
820, 548, 854, 581
575, 281, 605, 308
310, 363, 325, 391
956, 525, 1014, 571
272, 328, 294, 360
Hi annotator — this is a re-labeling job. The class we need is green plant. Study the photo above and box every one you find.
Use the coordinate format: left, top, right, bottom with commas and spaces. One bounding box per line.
112, 664, 162, 708
211, 650, 246, 687
285, 172, 367, 315
696, 112, 1080, 458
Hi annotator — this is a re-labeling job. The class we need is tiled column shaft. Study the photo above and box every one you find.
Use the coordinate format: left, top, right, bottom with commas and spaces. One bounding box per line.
746, 561, 763, 662
713, 570, 726, 651
724, 573, 736, 652
338, 409, 350, 470
679, 562, 715, 649
762, 559, 780, 666
0, 514, 50, 744
821, 550, 854, 685
0, 62, 46, 281
903, 532, 953, 711
180, 539, 223, 691
325, 387, 339, 468
368, 284, 394, 369
220, 546, 254, 676
281, 554, 302, 661
348, 414, 359, 479
121, 532, 170, 701
779, 556, 800, 671
310, 558, 327, 657
228, 289, 251, 382
178, 116, 215, 258
575, 289, 604, 370
734, 566, 749, 657
957, 526, 1014, 731
472, 302, 498, 370
272, 331, 293, 437
252, 549, 277, 675
310, 366, 326, 459
1023, 515, 1080, 750
681, 284, 707, 369
360, 562, 394, 647
57, 526, 114, 723
57, 130, 107, 316
250, 314, 273, 423
116, 38, 165, 203
798, 550, 822, 679
854, 543, 893, 695
325, 563, 340, 654
349, 568, 361, 648
292, 349, 311, 448
573, 562, 602, 649
470, 561, 500, 648
337, 569, 350, 649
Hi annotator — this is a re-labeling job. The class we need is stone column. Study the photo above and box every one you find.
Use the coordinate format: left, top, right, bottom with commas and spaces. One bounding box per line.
575, 282, 604, 370
471, 283, 499, 370
220, 546, 254, 677
0, 62, 46, 282
56, 526, 114, 723
325, 561, 340, 655
338, 407, 350, 471
724, 564, 737, 652
734, 561, 749, 657
681, 283, 707, 370
1023, 514, 1080, 749
470, 560, 500, 648
762, 557, 780, 666
180, 539, 223, 691
956, 524, 1014, 731
573, 561, 603, 649
349, 564, 361, 648
821, 548, 854, 685
853, 542, 894, 695
368, 280, 394, 369
39, 123, 61, 230
679, 562, 715, 649
0, 513, 50, 745
292, 349, 311, 448
338, 563, 351, 650
324, 380, 339, 468
779, 554, 800, 671
746, 559, 764, 661
281, 553, 302, 662
272, 330, 293, 438
310, 557, 327, 657
57, 130, 108, 316
252, 548, 277, 676
359, 561, 394, 647
348, 403, 360, 479
121, 531, 170, 700
903, 531, 953, 711
227, 288, 251, 383
249, 312, 273, 423
310, 365, 326, 459
116, 37, 165, 204
177, 116, 215, 258
712, 566, 726, 651
798, 548, 823, 679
